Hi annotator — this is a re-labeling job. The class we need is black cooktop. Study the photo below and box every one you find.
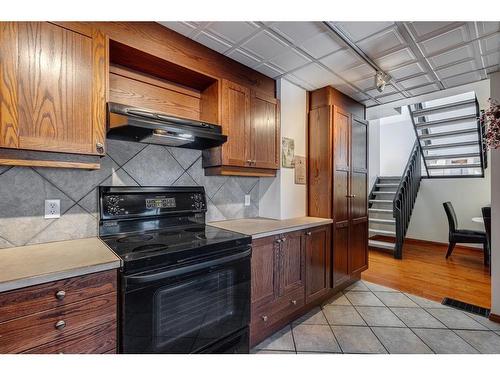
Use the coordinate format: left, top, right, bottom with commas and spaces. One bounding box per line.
102, 224, 251, 273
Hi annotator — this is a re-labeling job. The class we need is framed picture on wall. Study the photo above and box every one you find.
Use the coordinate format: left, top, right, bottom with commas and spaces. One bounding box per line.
282, 137, 295, 168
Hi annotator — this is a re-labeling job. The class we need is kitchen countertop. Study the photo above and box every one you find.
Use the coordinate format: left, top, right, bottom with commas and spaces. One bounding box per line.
0, 238, 121, 293
208, 217, 333, 239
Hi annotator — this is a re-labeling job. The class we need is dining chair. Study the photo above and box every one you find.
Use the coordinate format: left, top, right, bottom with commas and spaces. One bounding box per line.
442, 202, 488, 265
481, 206, 491, 268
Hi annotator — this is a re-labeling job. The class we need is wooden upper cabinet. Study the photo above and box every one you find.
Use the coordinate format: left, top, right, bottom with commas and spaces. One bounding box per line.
250, 92, 279, 169
0, 22, 107, 157
221, 79, 251, 167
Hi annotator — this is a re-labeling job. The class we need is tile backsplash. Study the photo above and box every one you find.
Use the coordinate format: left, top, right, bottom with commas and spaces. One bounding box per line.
0, 140, 260, 248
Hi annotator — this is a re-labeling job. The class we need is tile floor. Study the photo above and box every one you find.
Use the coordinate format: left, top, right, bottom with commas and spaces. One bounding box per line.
251, 280, 500, 354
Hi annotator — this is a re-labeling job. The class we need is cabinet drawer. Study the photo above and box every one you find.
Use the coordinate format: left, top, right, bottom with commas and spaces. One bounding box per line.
24, 320, 116, 354
252, 287, 304, 330
0, 270, 117, 323
0, 292, 116, 353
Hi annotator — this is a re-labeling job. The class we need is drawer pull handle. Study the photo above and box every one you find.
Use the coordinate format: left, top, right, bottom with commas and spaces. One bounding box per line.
55, 290, 66, 300
261, 315, 268, 322
291, 300, 297, 305
281, 237, 286, 242
55, 320, 66, 330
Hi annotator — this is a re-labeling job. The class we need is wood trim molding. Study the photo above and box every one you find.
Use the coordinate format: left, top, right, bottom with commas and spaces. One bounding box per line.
489, 313, 500, 323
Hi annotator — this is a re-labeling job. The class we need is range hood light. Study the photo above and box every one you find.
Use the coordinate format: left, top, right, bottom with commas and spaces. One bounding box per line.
179, 133, 193, 139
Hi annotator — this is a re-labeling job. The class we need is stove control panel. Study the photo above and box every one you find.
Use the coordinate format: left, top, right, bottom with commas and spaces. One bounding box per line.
100, 187, 207, 220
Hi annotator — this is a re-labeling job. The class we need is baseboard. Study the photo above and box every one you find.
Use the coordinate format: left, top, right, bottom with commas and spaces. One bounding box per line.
370, 235, 480, 251
489, 313, 500, 323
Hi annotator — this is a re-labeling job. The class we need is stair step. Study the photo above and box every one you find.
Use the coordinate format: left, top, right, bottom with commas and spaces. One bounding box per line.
369, 208, 393, 213
412, 98, 476, 117
418, 128, 478, 140
427, 163, 482, 169
378, 176, 401, 180
369, 199, 392, 204
369, 218, 396, 224
376, 183, 399, 187
422, 141, 478, 150
368, 240, 395, 250
369, 228, 396, 236
425, 152, 480, 160
414, 114, 478, 129
374, 191, 397, 194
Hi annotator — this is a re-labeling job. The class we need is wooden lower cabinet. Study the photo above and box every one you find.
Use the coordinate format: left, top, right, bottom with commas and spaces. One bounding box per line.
0, 270, 118, 354
250, 225, 331, 346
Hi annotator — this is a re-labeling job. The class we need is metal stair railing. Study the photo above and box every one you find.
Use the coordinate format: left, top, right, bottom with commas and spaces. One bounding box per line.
393, 140, 422, 259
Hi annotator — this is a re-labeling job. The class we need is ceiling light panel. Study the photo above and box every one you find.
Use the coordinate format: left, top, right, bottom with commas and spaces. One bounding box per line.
334, 22, 394, 42
206, 22, 259, 44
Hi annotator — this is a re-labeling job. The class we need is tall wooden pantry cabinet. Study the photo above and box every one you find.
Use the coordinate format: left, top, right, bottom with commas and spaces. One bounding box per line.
308, 87, 368, 289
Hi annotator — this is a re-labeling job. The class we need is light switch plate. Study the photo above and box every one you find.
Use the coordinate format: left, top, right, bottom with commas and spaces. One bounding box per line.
45, 199, 60, 219
244, 194, 251, 206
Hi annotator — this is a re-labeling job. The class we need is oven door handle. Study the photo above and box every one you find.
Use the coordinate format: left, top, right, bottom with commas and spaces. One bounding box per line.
126, 248, 251, 284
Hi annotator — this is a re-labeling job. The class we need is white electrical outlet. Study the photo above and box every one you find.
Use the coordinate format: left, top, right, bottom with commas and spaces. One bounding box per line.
45, 199, 61, 219
244, 194, 251, 206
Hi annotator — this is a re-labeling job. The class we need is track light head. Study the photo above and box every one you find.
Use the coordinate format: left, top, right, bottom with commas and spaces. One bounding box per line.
376, 71, 391, 93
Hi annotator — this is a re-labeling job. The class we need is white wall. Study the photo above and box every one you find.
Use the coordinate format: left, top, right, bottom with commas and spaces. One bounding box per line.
490, 72, 500, 316
259, 78, 307, 219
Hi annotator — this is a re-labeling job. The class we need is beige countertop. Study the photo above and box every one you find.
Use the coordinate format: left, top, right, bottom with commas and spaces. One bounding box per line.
208, 217, 333, 239
0, 238, 121, 293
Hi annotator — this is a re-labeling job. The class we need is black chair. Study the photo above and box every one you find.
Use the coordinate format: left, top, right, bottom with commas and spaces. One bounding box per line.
443, 201, 488, 265
482, 206, 491, 267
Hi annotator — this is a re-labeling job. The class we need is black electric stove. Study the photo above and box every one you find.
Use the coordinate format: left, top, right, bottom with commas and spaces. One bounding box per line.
98, 186, 251, 354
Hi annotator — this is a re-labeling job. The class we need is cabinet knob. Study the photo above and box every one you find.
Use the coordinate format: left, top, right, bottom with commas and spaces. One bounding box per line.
275, 239, 282, 244
261, 315, 268, 322
96, 142, 104, 154
55, 320, 66, 330
55, 290, 66, 300
291, 300, 297, 305
306, 231, 312, 236
281, 237, 286, 242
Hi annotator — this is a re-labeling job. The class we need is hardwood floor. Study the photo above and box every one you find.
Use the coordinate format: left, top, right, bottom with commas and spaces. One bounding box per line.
362, 238, 491, 308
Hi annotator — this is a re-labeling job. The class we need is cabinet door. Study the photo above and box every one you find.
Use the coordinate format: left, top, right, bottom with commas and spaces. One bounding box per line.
278, 231, 305, 297
251, 235, 280, 309
221, 80, 251, 167
0, 22, 107, 155
305, 225, 331, 303
349, 117, 369, 274
250, 92, 279, 169
332, 106, 350, 287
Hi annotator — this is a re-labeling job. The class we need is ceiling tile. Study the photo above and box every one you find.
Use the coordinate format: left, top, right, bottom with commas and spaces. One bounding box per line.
363, 99, 378, 107
226, 48, 261, 68
407, 22, 457, 40
352, 76, 377, 92
376, 92, 405, 104
429, 44, 475, 69
375, 48, 416, 70
299, 32, 343, 59
365, 85, 396, 98
292, 63, 342, 89
341, 63, 375, 82
477, 22, 500, 37
442, 70, 483, 88
357, 27, 406, 58
334, 22, 394, 42
334, 83, 362, 99
206, 22, 259, 44
270, 48, 311, 71
408, 83, 440, 96
435, 59, 478, 79
349, 91, 370, 102
419, 25, 469, 56
194, 31, 231, 54
484, 51, 499, 68
480, 33, 500, 54
254, 63, 284, 78
160, 22, 198, 37
319, 49, 362, 73
399, 74, 433, 89
269, 22, 327, 45
388, 62, 426, 80
284, 74, 315, 91
241, 30, 289, 60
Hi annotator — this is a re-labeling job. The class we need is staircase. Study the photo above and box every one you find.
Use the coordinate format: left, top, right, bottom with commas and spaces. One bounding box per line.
408, 94, 486, 178
368, 141, 422, 259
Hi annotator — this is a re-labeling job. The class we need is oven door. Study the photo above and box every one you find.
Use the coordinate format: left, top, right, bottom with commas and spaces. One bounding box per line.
121, 247, 251, 353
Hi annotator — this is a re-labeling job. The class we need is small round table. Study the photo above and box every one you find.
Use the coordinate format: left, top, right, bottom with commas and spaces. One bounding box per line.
472, 217, 484, 224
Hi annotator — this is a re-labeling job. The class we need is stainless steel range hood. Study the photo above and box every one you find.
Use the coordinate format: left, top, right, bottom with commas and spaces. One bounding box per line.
107, 102, 227, 149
